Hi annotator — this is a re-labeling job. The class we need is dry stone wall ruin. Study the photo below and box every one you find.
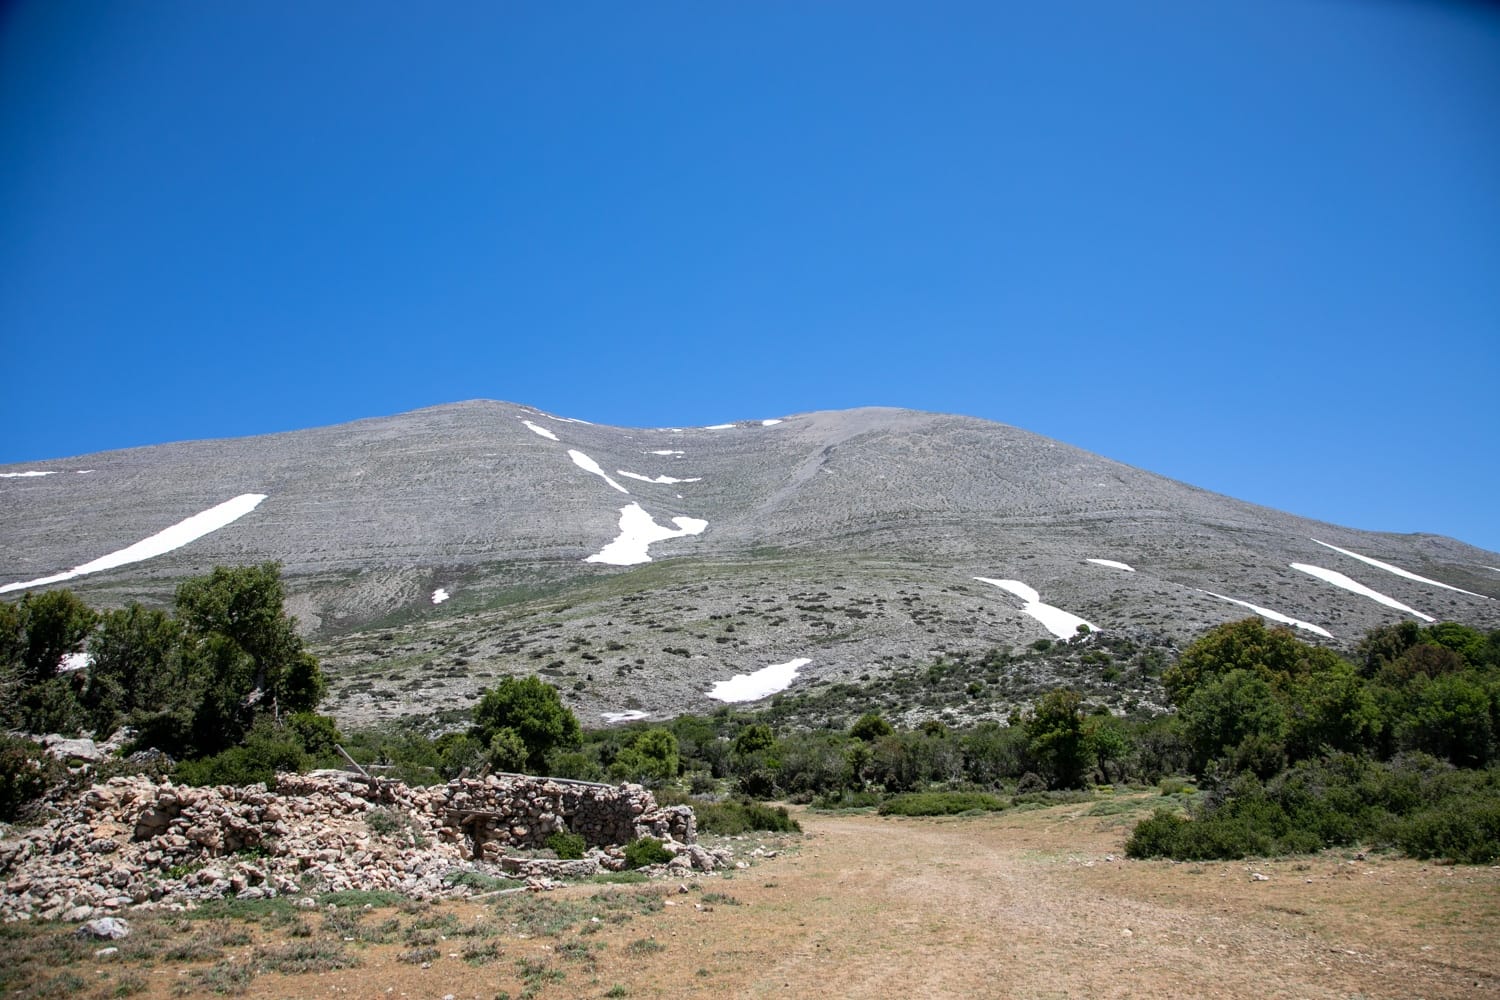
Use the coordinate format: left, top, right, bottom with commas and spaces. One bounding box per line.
0, 769, 706, 922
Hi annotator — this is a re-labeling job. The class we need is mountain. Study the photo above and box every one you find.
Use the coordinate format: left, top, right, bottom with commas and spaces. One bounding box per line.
2, 400, 1496, 729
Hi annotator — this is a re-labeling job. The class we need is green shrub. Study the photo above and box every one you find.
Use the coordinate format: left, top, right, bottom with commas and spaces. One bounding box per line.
546, 831, 587, 860
1124, 808, 1188, 858
1393, 800, 1500, 863
877, 791, 1006, 816
0, 735, 63, 821
694, 798, 801, 834
621, 836, 673, 869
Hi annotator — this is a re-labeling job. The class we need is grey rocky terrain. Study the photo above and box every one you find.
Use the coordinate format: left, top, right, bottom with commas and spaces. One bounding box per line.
2, 401, 1495, 729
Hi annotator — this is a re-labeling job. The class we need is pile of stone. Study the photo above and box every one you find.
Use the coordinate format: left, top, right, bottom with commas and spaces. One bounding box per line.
443, 773, 695, 856
0, 770, 716, 922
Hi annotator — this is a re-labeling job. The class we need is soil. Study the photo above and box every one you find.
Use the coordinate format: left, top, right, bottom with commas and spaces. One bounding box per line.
20, 796, 1500, 999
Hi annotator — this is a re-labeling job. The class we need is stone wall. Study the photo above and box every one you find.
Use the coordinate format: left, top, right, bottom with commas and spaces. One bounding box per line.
0, 769, 701, 922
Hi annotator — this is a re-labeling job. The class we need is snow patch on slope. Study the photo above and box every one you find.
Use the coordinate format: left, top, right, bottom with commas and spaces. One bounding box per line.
761, 419, 783, 426
0, 494, 269, 595
601, 710, 649, 724
1202, 591, 1333, 638
974, 577, 1097, 639
1087, 558, 1135, 572
0, 471, 59, 478
703, 423, 735, 430
1292, 564, 1435, 622
617, 470, 701, 485
585, 503, 707, 566
707, 658, 811, 702
431, 588, 450, 605
521, 420, 559, 441
568, 450, 630, 494
647, 450, 684, 456
1311, 539, 1489, 599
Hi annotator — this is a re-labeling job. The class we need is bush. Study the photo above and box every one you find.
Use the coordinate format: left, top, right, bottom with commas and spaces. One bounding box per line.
546, 831, 587, 860
621, 836, 673, 869
175, 720, 308, 786
1393, 800, 1500, 863
695, 798, 801, 834
0, 734, 63, 821
877, 791, 1006, 816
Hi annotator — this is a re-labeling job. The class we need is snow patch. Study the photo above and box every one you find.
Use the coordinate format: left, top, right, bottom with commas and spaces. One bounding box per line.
568, 450, 630, 494
1086, 558, 1135, 572
707, 658, 811, 702
0, 494, 269, 595
617, 470, 701, 485
1201, 591, 1333, 638
76, 470, 95, 475
703, 423, 735, 430
1291, 563, 1435, 622
521, 420, 559, 441
601, 710, 649, 724
761, 419, 783, 426
585, 503, 707, 566
647, 450, 684, 456
431, 588, 450, 605
974, 577, 1098, 639
0, 470, 58, 478
1311, 539, 1489, 599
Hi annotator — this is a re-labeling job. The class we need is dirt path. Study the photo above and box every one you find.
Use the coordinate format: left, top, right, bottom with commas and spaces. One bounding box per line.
44, 799, 1500, 999
609, 802, 1499, 999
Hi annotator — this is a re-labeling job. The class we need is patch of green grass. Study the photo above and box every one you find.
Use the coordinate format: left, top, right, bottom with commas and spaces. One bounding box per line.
586, 871, 648, 885
877, 791, 1006, 816
1086, 794, 1182, 817
317, 889, 408, 908
699, 892, 741, 906
445, 870, 513, 893
694, 799, 801, 834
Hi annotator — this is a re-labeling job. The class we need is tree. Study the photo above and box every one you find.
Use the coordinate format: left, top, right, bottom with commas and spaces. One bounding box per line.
610, 728, 679, 783
1025, 689, 1092, 789
173, 564, 325, 756
82, 604, 183, 735
16, 590, 98, 685
1177, 669, 1288, 778
470, 676, 581, 773
849, 712, 894, 742
1164, 618, 1343, 706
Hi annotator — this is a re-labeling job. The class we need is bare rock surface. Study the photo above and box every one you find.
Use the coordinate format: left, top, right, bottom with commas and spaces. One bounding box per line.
2, 401, 1495, 724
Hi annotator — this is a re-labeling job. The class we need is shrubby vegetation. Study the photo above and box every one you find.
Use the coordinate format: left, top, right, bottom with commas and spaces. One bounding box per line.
6, 566, 1495, 866
1127, 618, 1500, 863
0, 565, 340, 803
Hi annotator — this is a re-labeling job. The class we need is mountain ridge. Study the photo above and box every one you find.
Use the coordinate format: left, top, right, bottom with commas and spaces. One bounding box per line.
2, 400, 1495, 728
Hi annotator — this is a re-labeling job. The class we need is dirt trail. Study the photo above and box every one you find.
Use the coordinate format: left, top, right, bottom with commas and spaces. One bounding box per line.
81, 799, 1500, 999
616, 803, 1500, 999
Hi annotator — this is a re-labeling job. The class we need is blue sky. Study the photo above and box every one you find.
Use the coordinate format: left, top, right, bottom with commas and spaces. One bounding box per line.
2, 2, 1497, 551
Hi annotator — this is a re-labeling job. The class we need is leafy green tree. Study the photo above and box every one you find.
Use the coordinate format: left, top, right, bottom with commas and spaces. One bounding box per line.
849, 712, 895, 742
176, 564, 322, 716
610, 727, 679, 783
15, 590, 98, 685
1025, 689, 1093, 789
81, 604, 183, 735
1399, 673, 1494, 767
487, 727, 531, 772
470, 676, 581, 773
1164, 617, 1343, 706
1284, 660, 1381, 761
1083, 716, 1132, 784
1177, 669, 1288, 778
171, 564, 325, 756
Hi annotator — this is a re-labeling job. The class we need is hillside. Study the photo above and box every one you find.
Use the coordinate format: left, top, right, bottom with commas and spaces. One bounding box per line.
2, 401, 1495, 728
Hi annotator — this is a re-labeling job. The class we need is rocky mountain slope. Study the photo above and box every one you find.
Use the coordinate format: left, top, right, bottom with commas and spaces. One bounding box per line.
2, 401, 1495, 728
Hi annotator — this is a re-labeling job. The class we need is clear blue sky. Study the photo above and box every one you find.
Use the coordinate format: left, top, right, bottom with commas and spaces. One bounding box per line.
2, 2, 1497, 551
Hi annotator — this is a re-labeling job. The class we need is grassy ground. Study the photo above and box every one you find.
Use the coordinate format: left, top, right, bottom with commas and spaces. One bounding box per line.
3, 794, 1496, 999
